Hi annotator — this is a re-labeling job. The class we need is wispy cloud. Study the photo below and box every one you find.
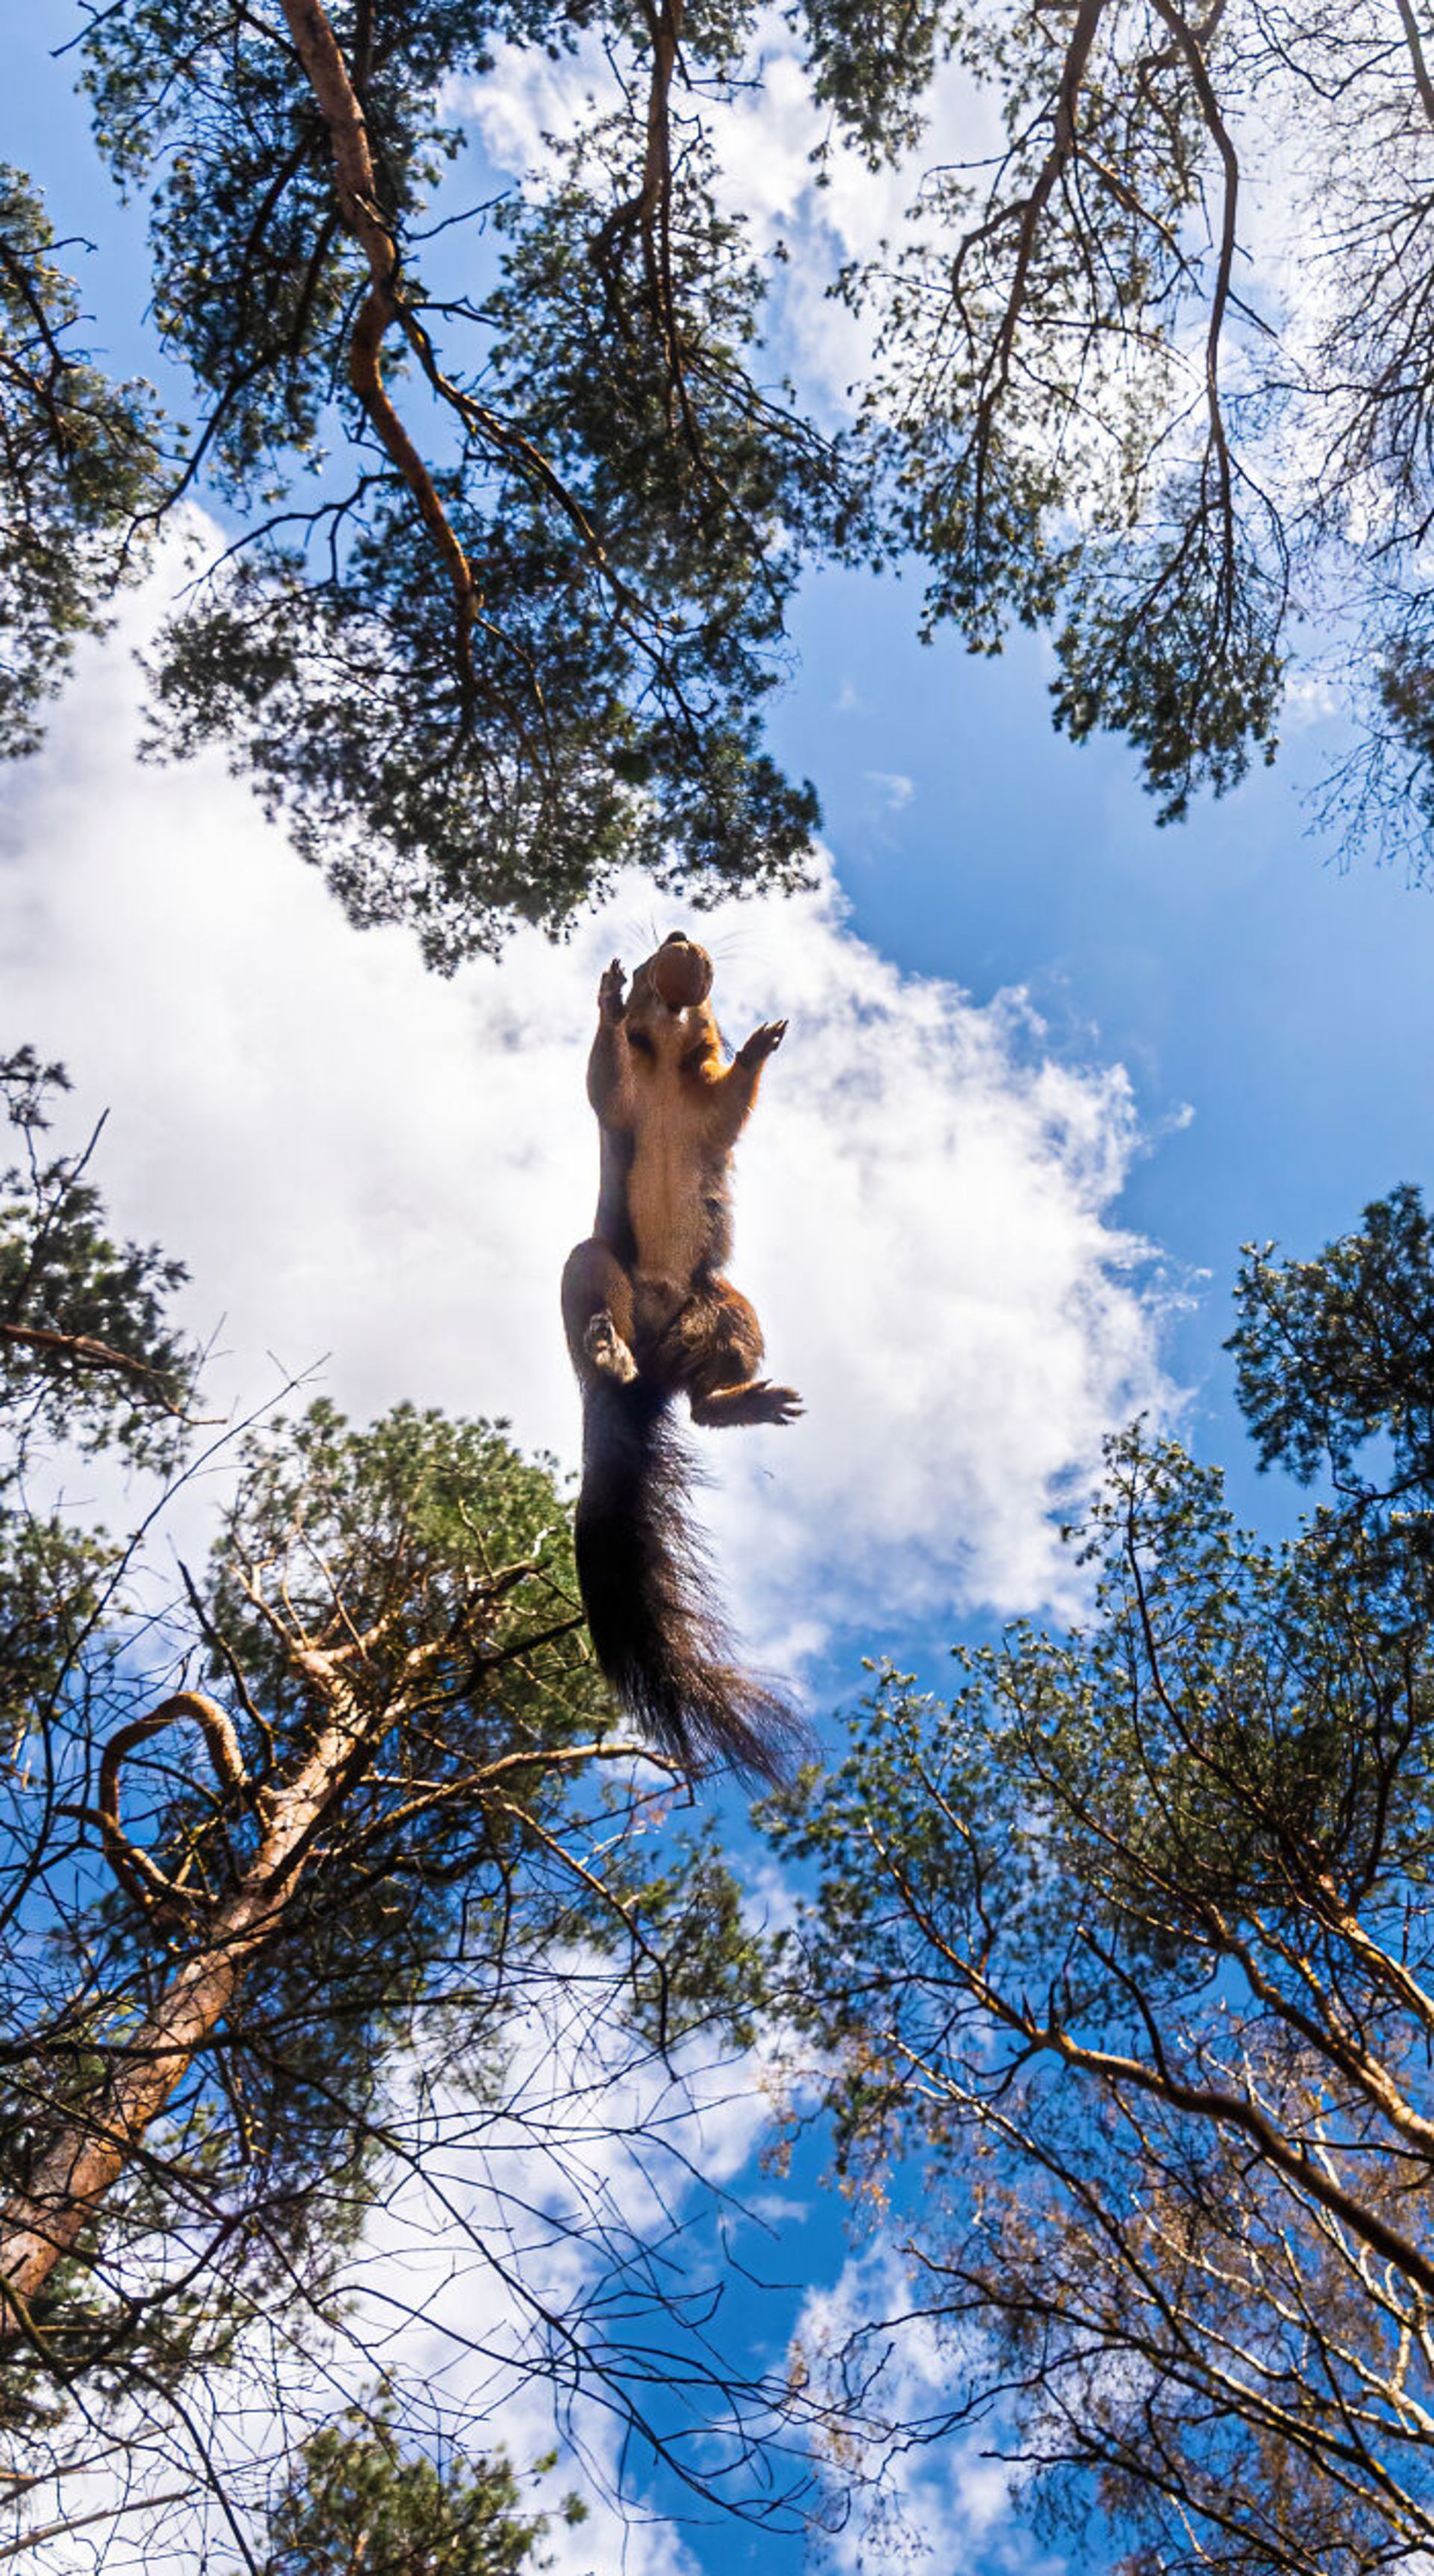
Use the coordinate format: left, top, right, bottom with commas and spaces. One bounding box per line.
863, 770, 915, 811
793, 2239, 1068, 2574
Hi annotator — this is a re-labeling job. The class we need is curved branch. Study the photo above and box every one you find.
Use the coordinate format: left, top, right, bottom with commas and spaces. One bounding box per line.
276, 0, 482, 702
967, 0, 1109, 430
1146, 0, 1240, 504
277, 0, 664, 673
96, 1690, 253, 1913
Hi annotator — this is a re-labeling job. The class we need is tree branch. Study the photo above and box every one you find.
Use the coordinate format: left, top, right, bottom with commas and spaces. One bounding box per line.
0, 1319, 192, 1418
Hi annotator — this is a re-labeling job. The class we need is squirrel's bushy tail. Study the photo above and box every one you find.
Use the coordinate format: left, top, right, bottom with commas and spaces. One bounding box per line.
575, 1375, 803, 1784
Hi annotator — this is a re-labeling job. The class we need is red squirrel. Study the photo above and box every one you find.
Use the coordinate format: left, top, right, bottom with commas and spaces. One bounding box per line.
562, 933, 803, 1780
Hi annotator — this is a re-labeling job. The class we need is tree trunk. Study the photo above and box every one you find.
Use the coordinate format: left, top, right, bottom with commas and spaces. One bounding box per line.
0, 1706, 357, 2320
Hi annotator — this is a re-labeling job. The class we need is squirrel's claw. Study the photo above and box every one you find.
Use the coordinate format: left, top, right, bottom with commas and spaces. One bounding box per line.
599, 958, 627, 1020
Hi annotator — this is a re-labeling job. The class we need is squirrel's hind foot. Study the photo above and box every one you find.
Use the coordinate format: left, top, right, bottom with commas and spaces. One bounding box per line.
585, 1313, 639, 1383
692, 1378, 803, 1428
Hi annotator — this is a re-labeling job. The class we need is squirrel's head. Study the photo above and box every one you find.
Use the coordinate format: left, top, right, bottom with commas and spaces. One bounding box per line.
623, 935, 720, 1071
629, 932, 714, 1013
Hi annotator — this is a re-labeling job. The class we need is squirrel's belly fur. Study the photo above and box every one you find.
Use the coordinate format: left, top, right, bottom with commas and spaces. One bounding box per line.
562, 936, 804, 1782
627, 1119, 714, 1292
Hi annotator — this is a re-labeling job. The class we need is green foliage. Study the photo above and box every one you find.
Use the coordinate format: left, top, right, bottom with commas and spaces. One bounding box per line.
1380, 644, 1434, 811
0, 1393, 760, 2368
801, 0, 966, 167
258, 2406, 583, 2576
775, 1423, 1434, 2122
0, 164, 162, 758
1231, 1183, 1434, 1505
1051, 492, 1285, 823
0, 1045, 196, 1468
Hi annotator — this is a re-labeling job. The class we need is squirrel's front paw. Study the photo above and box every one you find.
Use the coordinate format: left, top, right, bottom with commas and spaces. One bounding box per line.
599, 959, 627, 1020
738, 1018, 787, 1068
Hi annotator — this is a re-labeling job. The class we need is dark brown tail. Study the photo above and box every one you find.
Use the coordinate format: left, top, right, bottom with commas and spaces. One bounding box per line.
574, 1374, 804, 1784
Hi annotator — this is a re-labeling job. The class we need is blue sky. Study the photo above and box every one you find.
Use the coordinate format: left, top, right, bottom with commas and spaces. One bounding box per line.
7, 10, 1434, 2571
775, 568, 1434, 1515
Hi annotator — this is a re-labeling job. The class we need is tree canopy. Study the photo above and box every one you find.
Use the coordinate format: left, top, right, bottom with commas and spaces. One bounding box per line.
0, 165, 162, 762
770, 1187, 1434, 2576
10, 0, 1434, 960
255, 2406, 582, 2576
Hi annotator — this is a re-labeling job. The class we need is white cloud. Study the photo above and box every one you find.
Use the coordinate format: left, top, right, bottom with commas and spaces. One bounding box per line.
0, 571, 1173, 1684
705, 926, 1171, 1649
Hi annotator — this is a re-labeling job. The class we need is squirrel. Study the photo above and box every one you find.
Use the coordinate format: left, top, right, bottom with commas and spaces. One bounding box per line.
561, 932, 804, 1782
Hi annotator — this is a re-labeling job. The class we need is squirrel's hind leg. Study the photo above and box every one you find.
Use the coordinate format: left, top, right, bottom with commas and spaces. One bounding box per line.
663, 1280, 804, 1427
562, 1239, 638, 1384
